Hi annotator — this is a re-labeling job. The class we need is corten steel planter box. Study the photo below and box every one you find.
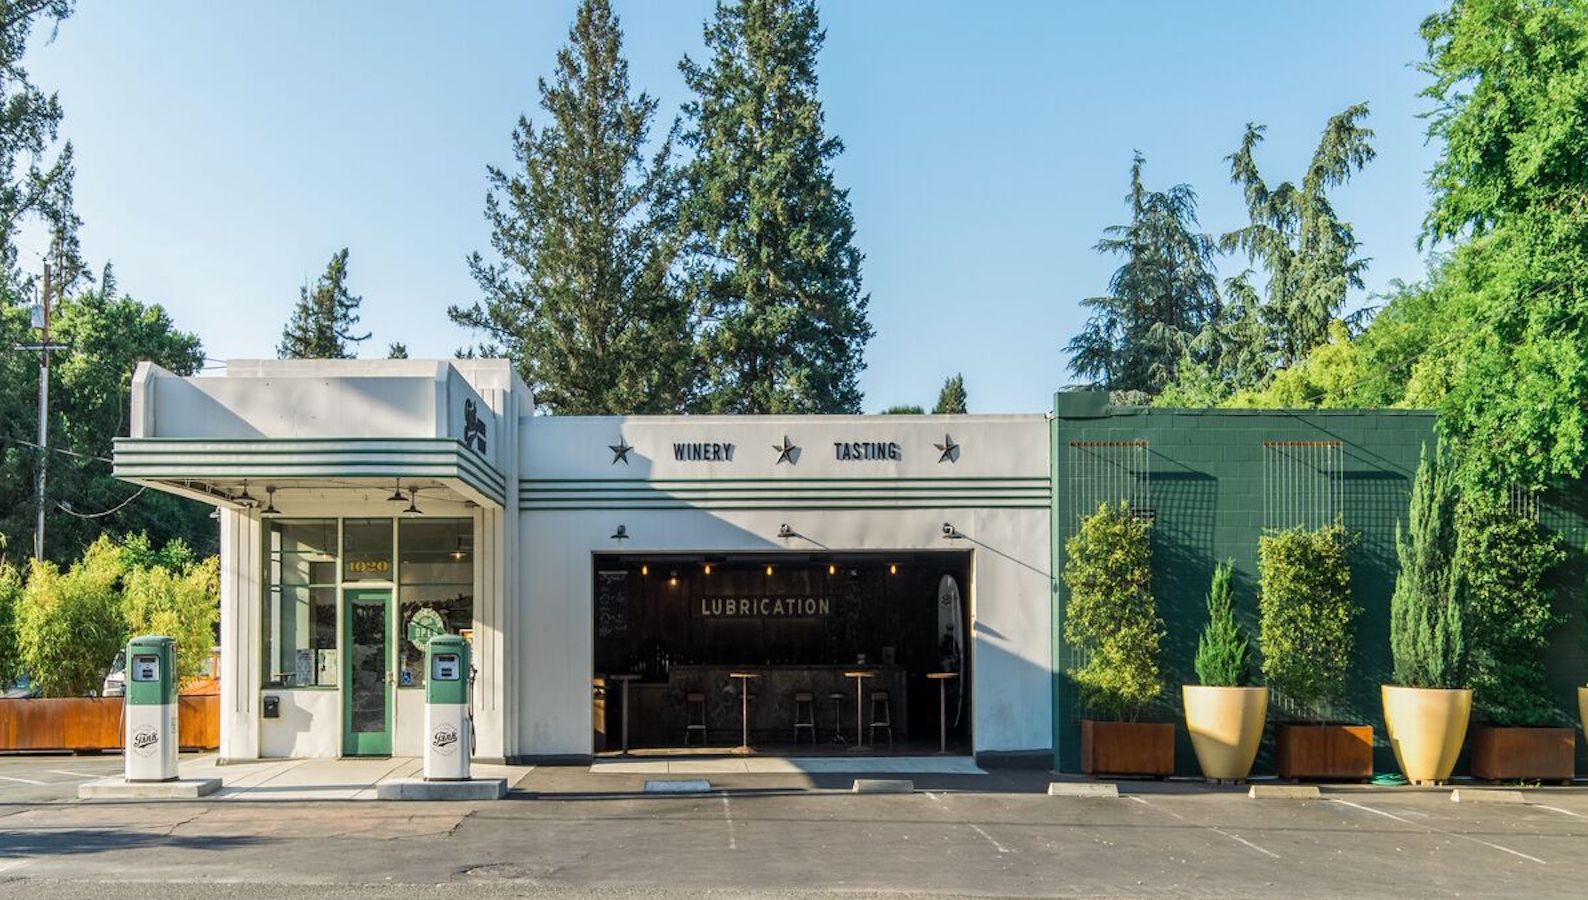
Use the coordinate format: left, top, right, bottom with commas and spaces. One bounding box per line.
0, 695, 221, 752
1275, 724, 1374, 780
1470, 726, 1576, 783
1080, 720, 1174, 777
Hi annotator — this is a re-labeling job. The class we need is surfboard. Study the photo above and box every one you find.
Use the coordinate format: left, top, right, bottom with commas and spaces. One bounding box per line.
937, 573, 966, 729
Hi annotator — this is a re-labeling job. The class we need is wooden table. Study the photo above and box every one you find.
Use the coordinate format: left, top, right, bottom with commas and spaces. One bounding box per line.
729, 672, 760, 752
608, 673, 643, 755
926, 672, 960, 754
844, 671, 877, 752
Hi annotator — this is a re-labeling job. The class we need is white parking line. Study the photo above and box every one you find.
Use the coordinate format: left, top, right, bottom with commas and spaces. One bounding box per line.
0, 775, 45, 785
1534, 805, 1584, 819
1129, 796, 1279, 859
719, 792, 737, 851
47, 770, 106, 779
967, 822, 1014, 854
0, 859, 30, 875
1329, 798, 1546, 865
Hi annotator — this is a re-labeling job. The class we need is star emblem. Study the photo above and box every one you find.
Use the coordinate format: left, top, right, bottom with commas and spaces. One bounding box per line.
772, 435, 799, 464
609, 438, 633, 465
934, 433, 960, 463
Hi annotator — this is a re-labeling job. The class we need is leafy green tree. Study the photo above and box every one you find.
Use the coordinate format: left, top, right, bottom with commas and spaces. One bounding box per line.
278, 248, 368, 359
1454, 493, 1564, 725
451, 0, 692, 414
680, 0, 872, 414
386, 341, 408, 359
1390, 446, 1464, 689
123, 553, 219, 681
1222, 106, 1375, 371
0, 561, 20, 687
933, 374, 967, 414
1063, 501, 1164, 719
15, 535, 126, 697
1067, 153, 1220, 394
1417, 0, 1588, 490
1195, 560, 1253, 687
0, 267, 209, 562
1258, 523, 1356, 716
880, 404, 924, 415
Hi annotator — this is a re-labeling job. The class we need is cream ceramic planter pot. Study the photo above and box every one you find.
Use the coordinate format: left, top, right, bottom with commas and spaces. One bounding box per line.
1381, 685, 1472, 785
1183, 685, 1269, 782
1579, 687, 1587, 741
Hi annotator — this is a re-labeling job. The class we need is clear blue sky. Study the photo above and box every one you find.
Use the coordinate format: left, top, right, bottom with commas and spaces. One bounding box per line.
25, 1, 1443, 413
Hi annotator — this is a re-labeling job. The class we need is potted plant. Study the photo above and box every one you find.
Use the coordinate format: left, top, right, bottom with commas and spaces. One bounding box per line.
1383, 446, 1471, 785
1064, 500, 1171, 776
1183, 560, 1267, 782
1259, 522, 1370, 780
1456, 493, 1572, 782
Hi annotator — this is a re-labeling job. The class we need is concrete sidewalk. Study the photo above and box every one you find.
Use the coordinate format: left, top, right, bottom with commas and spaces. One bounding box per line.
589, 754, 986, 775
79, 755, 535, 802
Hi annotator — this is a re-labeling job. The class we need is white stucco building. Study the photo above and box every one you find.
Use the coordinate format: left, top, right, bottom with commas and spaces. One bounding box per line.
115, 359, 1053, 765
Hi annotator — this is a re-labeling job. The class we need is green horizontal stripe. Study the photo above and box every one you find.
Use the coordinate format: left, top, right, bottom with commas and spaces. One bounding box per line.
519, 475, 1048, 484
520, 503, 1049, 511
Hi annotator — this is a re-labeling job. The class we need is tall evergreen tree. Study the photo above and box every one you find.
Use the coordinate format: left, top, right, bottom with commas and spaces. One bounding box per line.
278, 248, 368, 360
680, 0, 872, 414
450, 0, 690, 415
1066, 153, 1219, 394
1222, 106, 1376, 369
1390, 445, 1464, 689
933, 373, 967, 414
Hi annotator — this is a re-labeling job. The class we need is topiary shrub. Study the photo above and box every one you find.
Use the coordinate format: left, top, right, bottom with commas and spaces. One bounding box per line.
1195, 560, 1253, 687
1258, 523, 1356, 718
1390, 445, 1464, 689
1063, 500, 1164, 720
1455, 493, 1565, 726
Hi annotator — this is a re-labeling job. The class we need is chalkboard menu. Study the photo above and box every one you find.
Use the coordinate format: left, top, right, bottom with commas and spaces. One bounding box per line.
595, 570, 630, 638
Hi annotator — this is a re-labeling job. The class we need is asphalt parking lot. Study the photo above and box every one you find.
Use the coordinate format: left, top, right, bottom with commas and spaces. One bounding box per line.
2, 757, 1586, 898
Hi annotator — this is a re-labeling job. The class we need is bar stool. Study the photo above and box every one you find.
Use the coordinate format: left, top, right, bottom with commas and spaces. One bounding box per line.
684, 691, 708, 746
828, 691, 847, 744
793, 691, 817, 744
869, 691, 894, 750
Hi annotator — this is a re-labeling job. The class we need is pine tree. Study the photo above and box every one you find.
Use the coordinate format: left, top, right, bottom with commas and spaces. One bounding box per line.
1222, 106, 1375, 369
933, 373, 967, 414
1066, 153, 1219, 394
278, 249, 368, 359
450, 0, 690, 415
1390, 445, 1464, 689
386, 342, 408, 359
680, 0, 872, 414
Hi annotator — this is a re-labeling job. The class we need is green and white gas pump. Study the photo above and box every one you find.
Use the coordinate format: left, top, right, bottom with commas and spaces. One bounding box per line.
124, 635, 178, 782
423, 634, 471, 781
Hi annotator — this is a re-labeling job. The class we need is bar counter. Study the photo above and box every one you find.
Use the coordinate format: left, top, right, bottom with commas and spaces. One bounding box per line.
614, 664, 909, 747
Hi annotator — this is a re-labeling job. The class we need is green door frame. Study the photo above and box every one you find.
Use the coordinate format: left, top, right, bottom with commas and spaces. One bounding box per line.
342, 587, 394, 756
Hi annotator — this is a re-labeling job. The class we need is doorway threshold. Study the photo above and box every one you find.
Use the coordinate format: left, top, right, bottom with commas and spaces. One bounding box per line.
590, 756, 985, 776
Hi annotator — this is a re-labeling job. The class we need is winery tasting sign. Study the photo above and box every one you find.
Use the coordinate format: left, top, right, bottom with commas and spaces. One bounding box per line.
697, 596, 834, 618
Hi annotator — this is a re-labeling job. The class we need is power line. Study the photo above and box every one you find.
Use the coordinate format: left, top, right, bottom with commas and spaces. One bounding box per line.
56, 487, 148, 520
0, 436, 112, 465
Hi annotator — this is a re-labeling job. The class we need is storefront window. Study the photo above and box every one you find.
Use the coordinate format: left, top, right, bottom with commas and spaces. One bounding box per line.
397, 519, 473, 688
342, 518, 394, 582
264, 520, 338, 687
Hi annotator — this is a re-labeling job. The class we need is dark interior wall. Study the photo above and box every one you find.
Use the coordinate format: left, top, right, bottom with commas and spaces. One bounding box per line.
1050, 401, 1437, 774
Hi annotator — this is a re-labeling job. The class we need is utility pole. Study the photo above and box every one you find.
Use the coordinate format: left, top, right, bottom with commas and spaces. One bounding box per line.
18, 258, 66, 561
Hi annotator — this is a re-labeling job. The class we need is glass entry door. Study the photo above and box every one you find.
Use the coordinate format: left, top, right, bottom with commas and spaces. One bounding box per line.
342, 588, 393, 755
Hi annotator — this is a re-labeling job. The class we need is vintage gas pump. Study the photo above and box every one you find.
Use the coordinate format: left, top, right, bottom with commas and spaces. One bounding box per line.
423, 634, 471, 781
124, 635, 179, 782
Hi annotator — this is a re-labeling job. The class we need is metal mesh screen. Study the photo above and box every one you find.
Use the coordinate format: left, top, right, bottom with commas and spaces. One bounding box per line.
1262, 441, 1343, 532
1508, 484, 1541, 521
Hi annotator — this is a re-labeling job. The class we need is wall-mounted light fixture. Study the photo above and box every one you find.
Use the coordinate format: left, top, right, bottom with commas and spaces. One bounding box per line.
611, 524, 629, 541
777, 523, 796, 539
942, 522, 964, 540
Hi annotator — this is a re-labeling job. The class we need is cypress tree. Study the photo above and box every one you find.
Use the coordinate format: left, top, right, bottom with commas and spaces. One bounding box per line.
933, 374, 967, 414
278, 248, 368, 360
1390, 445, 1464, 688
451, 0, 691, 414
680, 0, 872, 414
